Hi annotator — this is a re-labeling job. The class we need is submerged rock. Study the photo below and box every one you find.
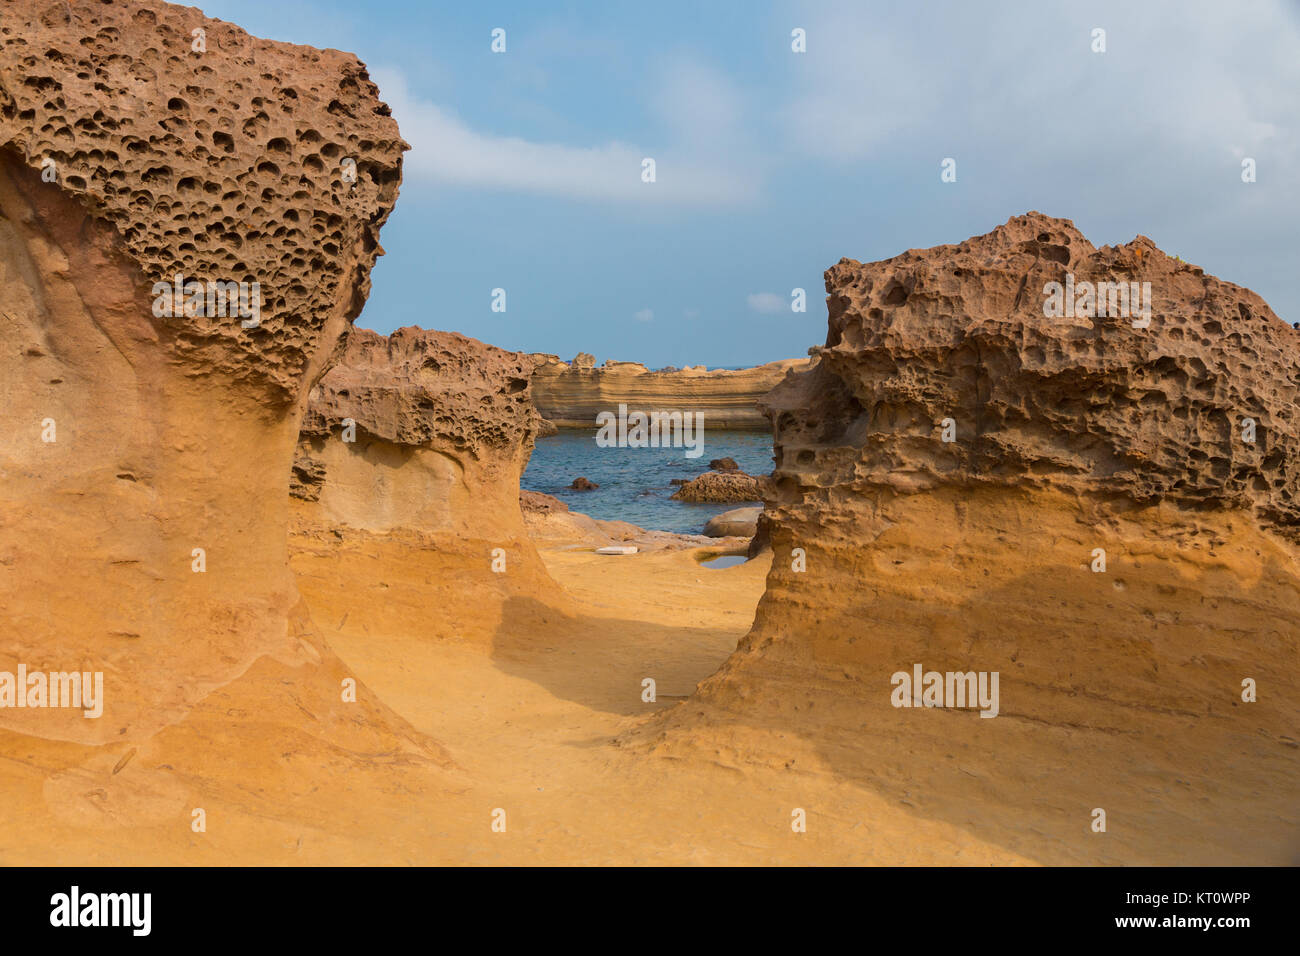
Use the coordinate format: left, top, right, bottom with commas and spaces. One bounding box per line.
671, 470, 767, 503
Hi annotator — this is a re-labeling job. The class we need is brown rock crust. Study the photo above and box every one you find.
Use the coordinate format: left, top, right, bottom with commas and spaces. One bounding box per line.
0, 0, 405, 401
293, 326, 542, 538
301, 326, 539, 462
634, 213, 1300, 865
765, 211, 1299, 535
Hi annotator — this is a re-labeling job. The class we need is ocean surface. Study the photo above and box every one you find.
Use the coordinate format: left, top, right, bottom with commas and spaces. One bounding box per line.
523, 428, 774, 534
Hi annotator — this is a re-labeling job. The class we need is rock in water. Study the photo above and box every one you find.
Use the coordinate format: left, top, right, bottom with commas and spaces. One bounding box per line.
635, 212, 1300, 865
570, 477, 599, 490
671, 470, 767, 502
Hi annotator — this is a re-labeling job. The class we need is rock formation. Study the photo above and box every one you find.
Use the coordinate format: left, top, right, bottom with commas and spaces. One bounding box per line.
0, 1, 467, 859
671, 470, 767, 503
294, 327, 539, 532
635, 212, 1300, 864
288, 326, 565, 645
0, 0, 409, 742
532, 354, 812, 429
703, 506, 761, 538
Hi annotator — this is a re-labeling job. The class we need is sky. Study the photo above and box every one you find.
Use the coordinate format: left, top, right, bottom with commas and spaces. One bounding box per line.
196, 0, 1300, 369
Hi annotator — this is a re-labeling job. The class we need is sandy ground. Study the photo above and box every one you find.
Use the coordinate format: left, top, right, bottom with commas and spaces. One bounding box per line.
11, 501, 1280, 864
289, 536, 1031, 865
0, 517, 1026, 865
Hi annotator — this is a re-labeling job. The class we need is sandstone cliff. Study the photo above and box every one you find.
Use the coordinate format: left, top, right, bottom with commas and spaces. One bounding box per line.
634, 212, 1300, 865
0, 0, 457, 852
532, 354, 812, 429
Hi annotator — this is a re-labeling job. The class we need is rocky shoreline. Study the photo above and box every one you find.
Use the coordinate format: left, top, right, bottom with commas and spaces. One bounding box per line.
531, 352, 812, 429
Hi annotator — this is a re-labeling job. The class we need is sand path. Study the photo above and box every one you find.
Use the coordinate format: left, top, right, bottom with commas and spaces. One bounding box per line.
309, 544, 1031, 865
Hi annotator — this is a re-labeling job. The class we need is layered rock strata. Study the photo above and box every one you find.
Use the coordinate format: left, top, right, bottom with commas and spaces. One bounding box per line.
532, 355, 812, 429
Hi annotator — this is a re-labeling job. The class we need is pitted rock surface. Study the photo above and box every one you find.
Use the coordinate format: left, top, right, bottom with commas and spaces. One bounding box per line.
0, 0, 405, 401
300, 326, 542, 459
765, 212, 1300, 537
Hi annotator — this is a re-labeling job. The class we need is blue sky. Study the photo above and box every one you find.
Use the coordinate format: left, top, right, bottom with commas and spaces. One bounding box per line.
198, 0, 1300, 368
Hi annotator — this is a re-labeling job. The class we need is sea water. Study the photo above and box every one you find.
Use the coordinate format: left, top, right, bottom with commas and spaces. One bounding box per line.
523, 428, 773, 534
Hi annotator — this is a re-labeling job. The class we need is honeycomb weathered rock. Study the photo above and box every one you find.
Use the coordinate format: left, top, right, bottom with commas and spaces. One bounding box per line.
0, 0, 406, 401
634, 213, 1300, 865
0, 0, 406, 742
300, 326, 542, 460
766, 211, 1300, 538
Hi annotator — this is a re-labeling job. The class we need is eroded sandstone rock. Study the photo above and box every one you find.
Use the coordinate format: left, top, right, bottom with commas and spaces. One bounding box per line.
671, 470, 767, 503
636, 212, 1300, 864
768, 211, 1299, 531
0, 1, 480, 867
294, 327, 539, 532
703, 506, 761, 538
0, 0, 402, 742
289, 326, 567, 646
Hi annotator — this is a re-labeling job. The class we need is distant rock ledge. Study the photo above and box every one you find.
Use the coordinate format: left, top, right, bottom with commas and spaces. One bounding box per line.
530, 354, 814, 429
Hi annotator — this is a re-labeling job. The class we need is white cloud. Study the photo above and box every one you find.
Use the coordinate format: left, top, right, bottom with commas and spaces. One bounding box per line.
746, 292, 786, 314
372, 68, 757, 205
780, 0, 1300, 175
634, 308, 654, 322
